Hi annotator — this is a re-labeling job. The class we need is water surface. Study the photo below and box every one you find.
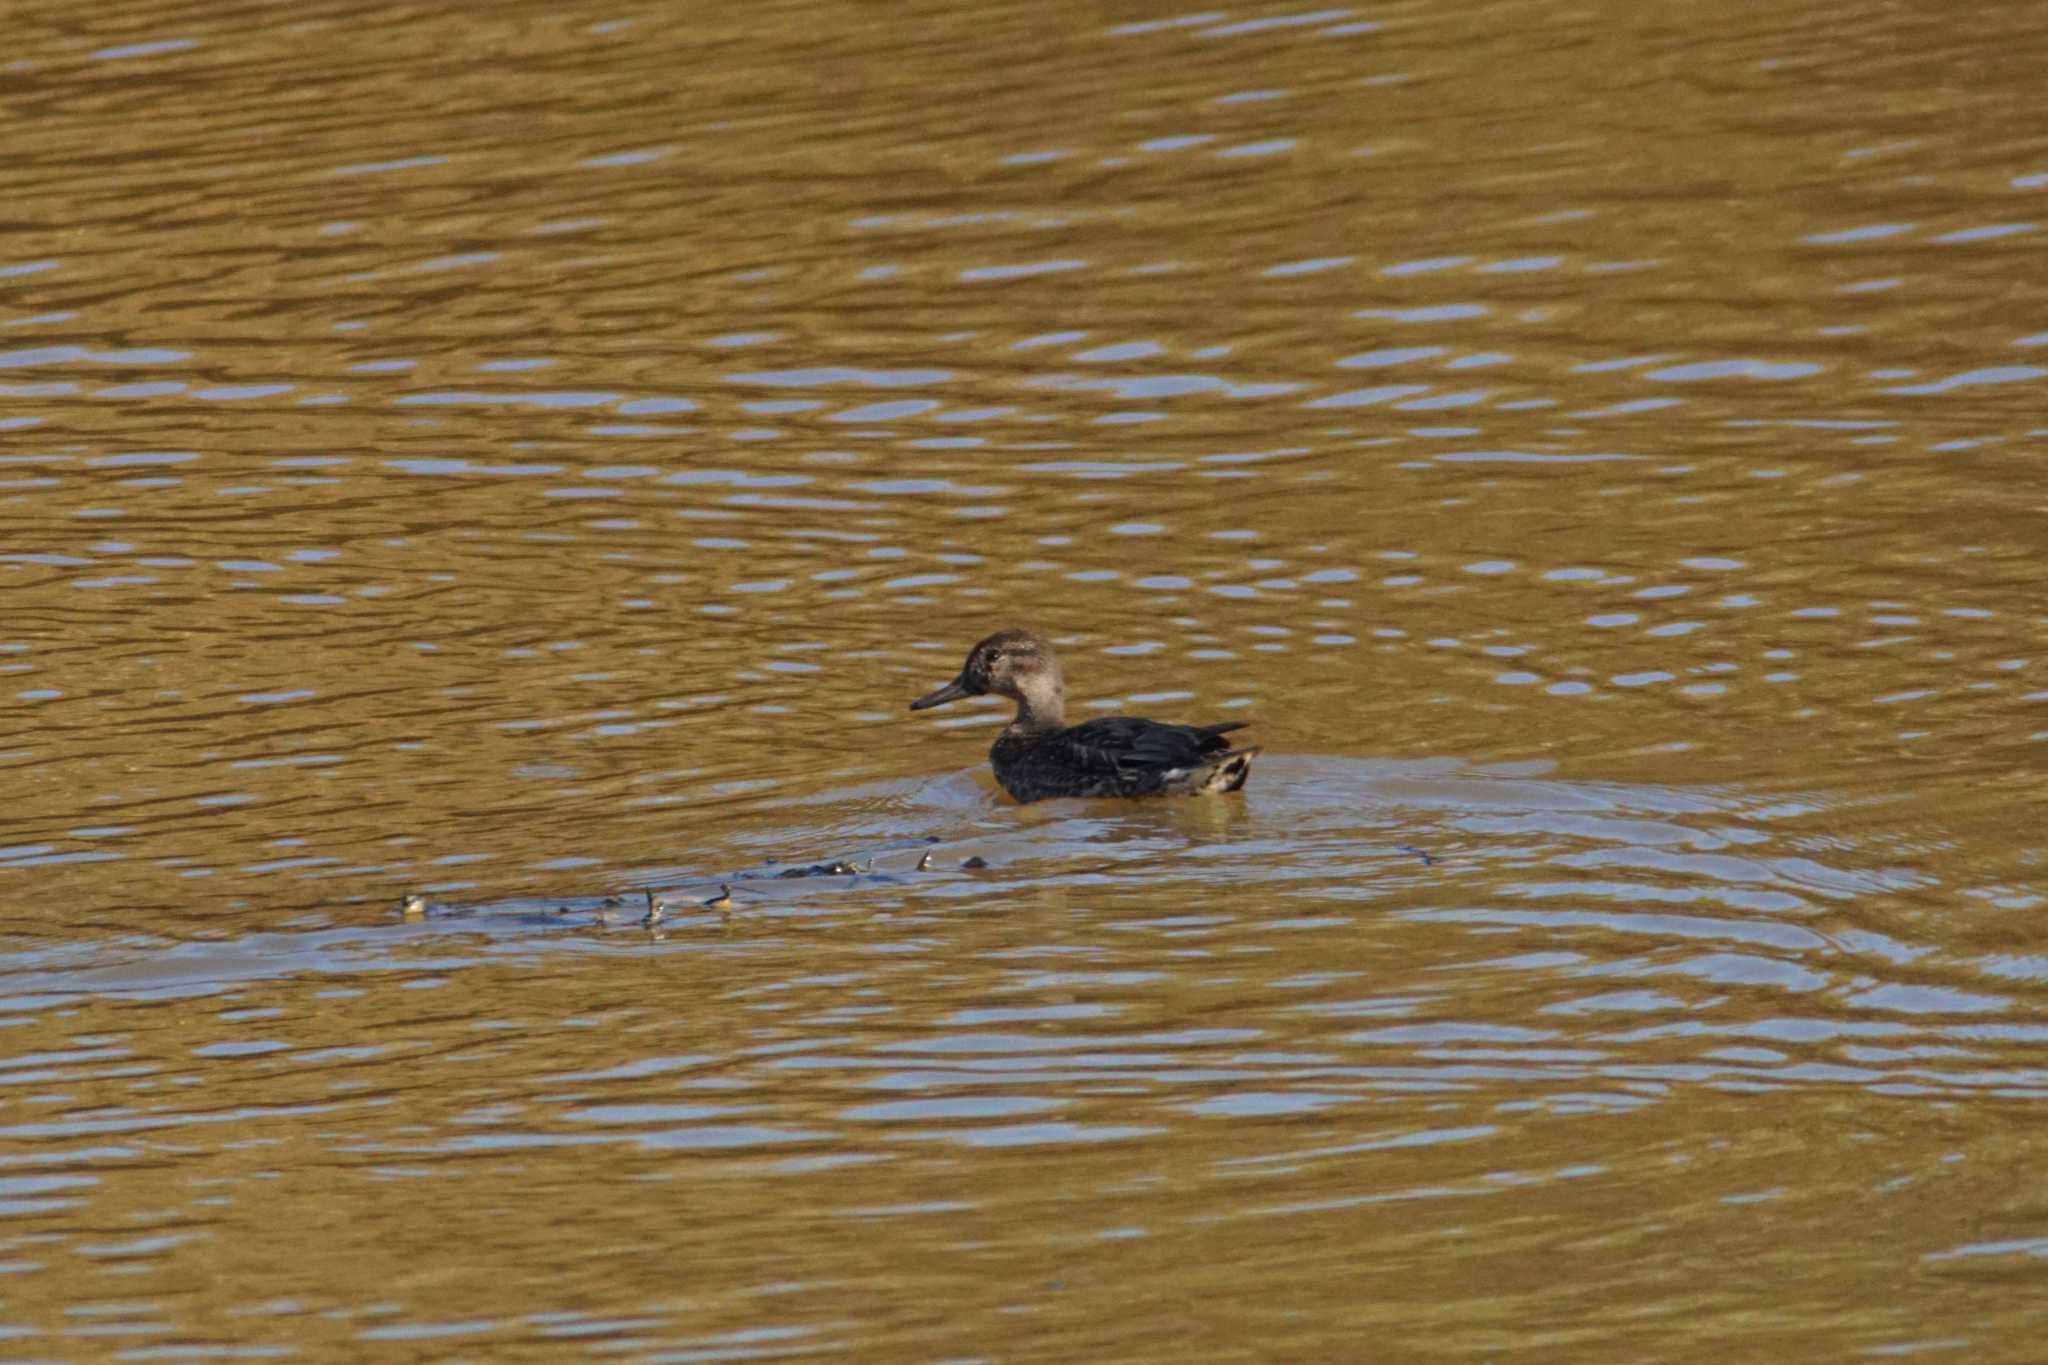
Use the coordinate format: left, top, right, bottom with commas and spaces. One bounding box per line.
3, 0, 2045, 1358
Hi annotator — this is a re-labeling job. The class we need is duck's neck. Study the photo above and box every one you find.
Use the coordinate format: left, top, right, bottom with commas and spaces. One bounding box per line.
1006, 673, 1066, 734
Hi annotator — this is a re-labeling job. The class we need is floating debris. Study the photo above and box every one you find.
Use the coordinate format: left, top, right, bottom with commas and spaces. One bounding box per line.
776, 859, 866, 879
398, 892, 428, 920
1396, 844, 1438, 868
596, 894, 624, 926
961, 856, 989, 870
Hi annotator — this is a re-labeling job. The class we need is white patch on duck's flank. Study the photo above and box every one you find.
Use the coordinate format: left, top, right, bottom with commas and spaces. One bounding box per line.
1191, 748, 1259, 795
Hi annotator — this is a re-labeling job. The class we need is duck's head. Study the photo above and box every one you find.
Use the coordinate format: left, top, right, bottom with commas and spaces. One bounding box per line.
909, 628, 1063, 715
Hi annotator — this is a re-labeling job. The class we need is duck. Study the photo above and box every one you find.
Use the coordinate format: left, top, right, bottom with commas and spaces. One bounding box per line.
909, 628, 1258, 802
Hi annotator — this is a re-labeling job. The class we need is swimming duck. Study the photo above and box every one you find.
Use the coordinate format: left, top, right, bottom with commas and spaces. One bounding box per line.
909, 628, 1258, 802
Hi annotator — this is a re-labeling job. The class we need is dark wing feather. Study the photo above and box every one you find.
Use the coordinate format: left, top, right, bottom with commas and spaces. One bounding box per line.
1046, 717, 1245, 795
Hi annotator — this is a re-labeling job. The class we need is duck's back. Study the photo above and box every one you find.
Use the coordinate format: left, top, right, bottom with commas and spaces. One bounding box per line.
990, 716, 1256, 802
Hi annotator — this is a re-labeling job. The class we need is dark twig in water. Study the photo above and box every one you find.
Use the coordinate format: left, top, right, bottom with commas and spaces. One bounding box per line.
1396, 845, 1438, 867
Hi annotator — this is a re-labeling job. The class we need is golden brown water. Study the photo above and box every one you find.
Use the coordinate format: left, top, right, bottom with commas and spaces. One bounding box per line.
3, 0, 2045, 1357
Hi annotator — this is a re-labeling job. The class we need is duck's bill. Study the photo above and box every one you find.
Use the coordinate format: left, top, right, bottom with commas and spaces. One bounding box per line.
909, 676, 972, 711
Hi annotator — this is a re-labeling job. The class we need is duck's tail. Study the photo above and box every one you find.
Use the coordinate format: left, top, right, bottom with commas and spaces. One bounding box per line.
1186, 745, 1260, 795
